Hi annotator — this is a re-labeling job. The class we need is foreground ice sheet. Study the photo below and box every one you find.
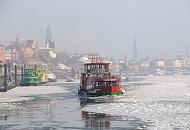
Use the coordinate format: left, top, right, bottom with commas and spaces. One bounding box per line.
83, 76, 190, 130
0, 86, 69, 110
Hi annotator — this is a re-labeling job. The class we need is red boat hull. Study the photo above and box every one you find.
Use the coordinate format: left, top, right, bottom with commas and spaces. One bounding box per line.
95, 86, 123, 96
79, 86, 123, 96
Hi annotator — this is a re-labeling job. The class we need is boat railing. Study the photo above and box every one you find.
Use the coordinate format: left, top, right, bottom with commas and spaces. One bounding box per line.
93, 74, 110, 79
84, 68, 110, 75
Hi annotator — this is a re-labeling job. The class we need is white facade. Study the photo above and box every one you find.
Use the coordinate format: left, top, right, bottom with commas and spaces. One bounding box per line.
155, 59, 165, 68
174, 58, 190, 68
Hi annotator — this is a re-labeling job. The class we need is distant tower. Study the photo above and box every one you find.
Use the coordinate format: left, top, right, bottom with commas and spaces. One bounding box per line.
144, 51, 149, 61
15, 36, 19, 46
124, 54, 128, 66
46, 24, 52, 43
45, 24, 55, 50
132, 35, 138, 62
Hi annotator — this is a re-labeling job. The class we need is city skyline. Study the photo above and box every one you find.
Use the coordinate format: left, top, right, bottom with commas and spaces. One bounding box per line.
1, 0, 190, 59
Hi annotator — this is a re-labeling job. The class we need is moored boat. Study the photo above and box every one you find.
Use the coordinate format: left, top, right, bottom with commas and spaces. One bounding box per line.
37, 69, 48, 84
20, 68, 39, 86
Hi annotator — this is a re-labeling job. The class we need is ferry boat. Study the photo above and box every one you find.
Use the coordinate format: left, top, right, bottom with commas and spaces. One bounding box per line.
37, 69, 48, 84
78, 54, 123, 96
20, 68, 39, 86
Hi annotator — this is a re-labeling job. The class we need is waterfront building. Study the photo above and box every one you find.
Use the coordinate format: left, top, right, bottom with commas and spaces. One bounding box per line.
174, 59, 182, 68
155, 58, 165, 69
0, 44, 13, 64
22, 40, 40, 67
164, 60, 174, 71
0, 44, 6, 62
6, 38, 25, 64
39, 48, 56, 60
140, 60, 150, 71
173, 55, 190, 69
0, 62, 3, 77
4, 50, 11, 62
24, 40, 39, 59
128, 61, 140, 75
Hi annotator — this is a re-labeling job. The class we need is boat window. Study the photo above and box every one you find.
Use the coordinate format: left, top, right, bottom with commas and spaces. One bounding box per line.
111, 81, 116, 86
94, 81, 107, 87
110, 81, 119, 86
92, 65, 95, 69
94, 82, 99, 87
104, 82, 110, 87
100, 82, 104, 87
94, 81, 119, 87
104, 65, 107, 69
98, 65, 102, 69
85, 65, 90, 73
84, 65, 87, 70
99, 81, 111, 87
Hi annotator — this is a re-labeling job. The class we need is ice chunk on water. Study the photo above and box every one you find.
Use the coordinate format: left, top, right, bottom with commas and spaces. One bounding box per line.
0, 86, 69, 110
82, 76, 190, 129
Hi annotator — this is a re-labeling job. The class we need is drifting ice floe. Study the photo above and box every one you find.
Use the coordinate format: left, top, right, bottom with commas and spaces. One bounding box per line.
83, 76, 190, 129
0, 86, 69, 110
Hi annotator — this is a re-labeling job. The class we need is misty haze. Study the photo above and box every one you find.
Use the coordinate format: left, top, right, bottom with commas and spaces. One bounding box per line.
0, 0, 190, 130
0, 0, 190, 58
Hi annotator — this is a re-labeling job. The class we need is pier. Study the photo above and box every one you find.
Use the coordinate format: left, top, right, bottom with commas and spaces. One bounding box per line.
0, 63, 19, 92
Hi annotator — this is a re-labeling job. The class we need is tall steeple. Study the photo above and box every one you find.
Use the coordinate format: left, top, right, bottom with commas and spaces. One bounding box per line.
124, 53, 128, 66
45, 24, 55, 50
15, 36, 19, 46
46, 23, 52, 43
132, 35, 138, 62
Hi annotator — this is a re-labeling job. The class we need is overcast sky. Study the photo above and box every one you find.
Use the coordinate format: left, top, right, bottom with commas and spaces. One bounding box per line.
1, 0, 190, 59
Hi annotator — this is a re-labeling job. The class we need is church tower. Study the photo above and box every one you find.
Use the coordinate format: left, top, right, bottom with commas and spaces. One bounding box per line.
45, 24, 55, 50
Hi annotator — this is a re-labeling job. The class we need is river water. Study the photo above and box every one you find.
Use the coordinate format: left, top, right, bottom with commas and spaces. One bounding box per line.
0, 76, 190, 130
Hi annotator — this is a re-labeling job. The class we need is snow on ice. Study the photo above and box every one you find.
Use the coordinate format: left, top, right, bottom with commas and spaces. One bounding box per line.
83, 76, 190, 129
0, 85, 69, 110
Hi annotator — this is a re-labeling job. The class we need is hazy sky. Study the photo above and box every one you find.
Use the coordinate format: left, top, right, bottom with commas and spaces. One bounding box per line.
1, 0, 190, 59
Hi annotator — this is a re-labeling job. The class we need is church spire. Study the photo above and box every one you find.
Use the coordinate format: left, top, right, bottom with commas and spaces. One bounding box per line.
46, 23, 52, 43
45, 24, 55, 50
